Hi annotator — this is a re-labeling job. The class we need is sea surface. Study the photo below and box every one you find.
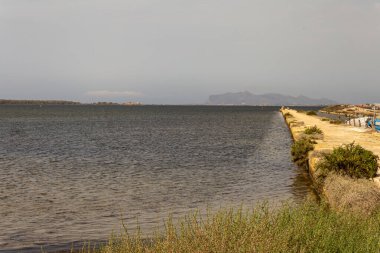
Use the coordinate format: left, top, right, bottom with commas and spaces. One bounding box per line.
0, 105, 316, 252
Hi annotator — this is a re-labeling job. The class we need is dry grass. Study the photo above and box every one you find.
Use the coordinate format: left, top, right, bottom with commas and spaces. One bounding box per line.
323, 174, 380, 215
289, 121, 305, 128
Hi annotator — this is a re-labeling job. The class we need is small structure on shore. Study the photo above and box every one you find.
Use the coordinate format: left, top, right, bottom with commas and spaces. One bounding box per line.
366, 104, 380, 131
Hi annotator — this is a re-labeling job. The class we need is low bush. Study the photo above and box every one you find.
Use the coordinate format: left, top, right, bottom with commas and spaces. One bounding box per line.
317, 142, 379, 179
291, 138, 315, 168
321, 118, 330, 121
306, 111, 317, 116
304, 125, 323, 135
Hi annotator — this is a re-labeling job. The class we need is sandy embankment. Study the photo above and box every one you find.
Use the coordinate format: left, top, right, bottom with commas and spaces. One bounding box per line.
281, 109, 380, 214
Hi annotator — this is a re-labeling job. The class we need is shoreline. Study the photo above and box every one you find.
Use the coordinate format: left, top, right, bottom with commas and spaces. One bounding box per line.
281, 108, 380, 213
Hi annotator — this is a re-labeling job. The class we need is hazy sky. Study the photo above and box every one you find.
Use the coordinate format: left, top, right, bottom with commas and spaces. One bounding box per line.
1, 0, 380, 104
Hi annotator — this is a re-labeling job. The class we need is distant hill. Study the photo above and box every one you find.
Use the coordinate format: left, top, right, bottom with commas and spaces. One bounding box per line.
207, 91, 336, 106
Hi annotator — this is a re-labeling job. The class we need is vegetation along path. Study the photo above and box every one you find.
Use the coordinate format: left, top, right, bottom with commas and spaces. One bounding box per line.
282, 108, 380, 214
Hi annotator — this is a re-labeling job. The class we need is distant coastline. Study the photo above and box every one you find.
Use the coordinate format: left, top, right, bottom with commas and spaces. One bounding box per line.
0, 99, 81, 105
0, 100, 143, 106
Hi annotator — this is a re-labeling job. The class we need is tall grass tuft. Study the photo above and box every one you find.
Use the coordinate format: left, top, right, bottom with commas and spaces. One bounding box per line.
304, 125, 323, 135
291, 138, 315, 168
81, 201, 380, 253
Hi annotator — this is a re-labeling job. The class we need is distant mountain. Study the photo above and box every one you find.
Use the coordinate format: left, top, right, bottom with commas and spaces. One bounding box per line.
207, 91, 336, 106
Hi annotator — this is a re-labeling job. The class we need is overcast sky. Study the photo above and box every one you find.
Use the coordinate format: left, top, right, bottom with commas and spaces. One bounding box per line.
1, 0, 379, 104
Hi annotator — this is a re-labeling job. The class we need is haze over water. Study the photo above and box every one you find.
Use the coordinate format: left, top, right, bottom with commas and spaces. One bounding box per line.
0, 105, 315, 252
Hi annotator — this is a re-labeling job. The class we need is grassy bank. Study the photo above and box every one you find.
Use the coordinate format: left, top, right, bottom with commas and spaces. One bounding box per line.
78, 201, 380, 253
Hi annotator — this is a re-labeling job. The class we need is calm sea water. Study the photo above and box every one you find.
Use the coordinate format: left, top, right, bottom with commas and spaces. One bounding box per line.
0, 105, 315, 252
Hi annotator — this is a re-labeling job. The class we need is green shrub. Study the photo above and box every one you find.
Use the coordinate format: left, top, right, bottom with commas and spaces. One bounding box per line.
321, 118, 330, 121
317, 143, 379, 179
291, 138, 315, 168
306, 111, 317, 116
304, 125, 323, 135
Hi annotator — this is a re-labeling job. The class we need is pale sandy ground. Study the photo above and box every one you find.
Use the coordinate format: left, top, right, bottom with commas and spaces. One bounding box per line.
282, 109, 380, 187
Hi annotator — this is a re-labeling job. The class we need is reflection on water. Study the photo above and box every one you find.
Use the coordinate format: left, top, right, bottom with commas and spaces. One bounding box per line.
0, 106, 315, 252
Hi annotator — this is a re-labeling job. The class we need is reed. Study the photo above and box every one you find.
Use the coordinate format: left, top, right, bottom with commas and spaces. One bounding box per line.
79, 201, 380, 253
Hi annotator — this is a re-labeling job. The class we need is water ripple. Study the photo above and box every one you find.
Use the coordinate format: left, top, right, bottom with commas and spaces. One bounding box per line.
0, 105, 314, 251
